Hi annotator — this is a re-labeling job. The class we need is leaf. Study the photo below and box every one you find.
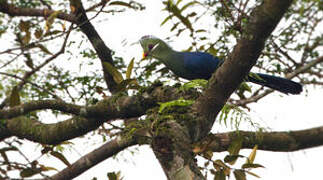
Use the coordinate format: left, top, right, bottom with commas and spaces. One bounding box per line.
160, 15, 174, 26
103, 62, 124, 84
239, 82, 251, 93
245, 170, 261, 178
214, 170, 226, 180
180, 79, 208, 91
34, 29, 43, 39
213, 159, 230, 170
158, 97, 194, 113
227, 137, 243, 165
40, 165, 58, 172
203, 150, 213, 160
246, 145, 258, 164
9, 86, 20, 107
116, 79, 139, 92
241, 163, 264, 169
126, 58, 134, 79
180, 1, 199, 12
233, 170, 246, 180
22, 31, 31, 44
50, 151, 71, 167
224, 154, 244, 164
176, 0, 183, 6
45, 10, 62, 33
18, 20, 30, 32
20, 168, 41, 178
37, 44, 53, 55
107, 171, 121, 180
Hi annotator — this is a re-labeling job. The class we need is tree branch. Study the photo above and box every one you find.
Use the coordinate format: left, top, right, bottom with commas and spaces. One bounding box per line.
50, 136, 137, 180
0, 83, 193, 144
201, 126, 323, 152
0, 1, 77, 23
70, 0, 118, 93
192, 0, 294, 141
235, 55, 323, 106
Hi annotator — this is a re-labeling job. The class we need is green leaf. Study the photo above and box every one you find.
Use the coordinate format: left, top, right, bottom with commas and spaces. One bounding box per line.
233, 170, 246, 180
40, 166, 58, 172
213, 159, 230, 170
214, 170, 226, 180
37, 44, 53, 55
20, 168, 41, 178
45, 10, 62, 33
180, 79, 208, 91
176, 0, 183, 6
246, 145, 258, 164
9, 86, 20, 107
50, 151, 71, 167
245, 170, 261, 178
239, 82, 251, 93
180, 1, 199, 12
241, 163, 264, 169
107, 171, 121, 180
224, 154, 244, 164
160, 15, 174, 26
227, 137, 243, 165
116, 79, 139, 92
103, 62, 124, 84
126, 58, 134, 79
158, 97, 194, 113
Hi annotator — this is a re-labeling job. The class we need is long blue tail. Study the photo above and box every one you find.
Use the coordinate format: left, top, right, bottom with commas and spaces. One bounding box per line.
247, 73, 302, 94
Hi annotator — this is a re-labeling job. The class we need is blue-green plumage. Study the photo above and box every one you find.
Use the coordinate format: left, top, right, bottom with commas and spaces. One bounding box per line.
140, 35, 302, 94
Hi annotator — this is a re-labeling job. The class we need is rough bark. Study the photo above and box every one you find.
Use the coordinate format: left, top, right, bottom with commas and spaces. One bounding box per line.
0, 1, 77, 22
50, 136, 137, 180
0, 84, 193, 144
192, 0, 294, 141
152, 0, 294, 179
69, 0, 118, 92
204, 126, 323, 152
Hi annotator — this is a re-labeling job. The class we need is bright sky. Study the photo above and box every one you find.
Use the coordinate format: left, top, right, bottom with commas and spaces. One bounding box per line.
3, 1, 323, 179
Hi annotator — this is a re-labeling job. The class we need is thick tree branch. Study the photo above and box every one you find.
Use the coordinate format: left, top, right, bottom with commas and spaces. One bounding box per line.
201, 126, 323, 152
50, 136, 137, 180
0, 83, 183, 120
70, 0, 118, 93
0, 84, 193, 144
0, 1, 77, 22
192, 0, 294, 141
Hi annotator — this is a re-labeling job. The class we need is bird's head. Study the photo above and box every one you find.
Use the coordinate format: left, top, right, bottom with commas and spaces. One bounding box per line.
139, 35, 171, 59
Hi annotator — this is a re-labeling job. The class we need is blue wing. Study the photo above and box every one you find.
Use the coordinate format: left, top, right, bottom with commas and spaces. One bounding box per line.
181, 52, 221, 80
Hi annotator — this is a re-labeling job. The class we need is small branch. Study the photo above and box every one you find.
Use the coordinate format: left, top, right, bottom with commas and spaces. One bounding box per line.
234, 56, 323, 106
203, 126, 323, 152
0, 27, 72, 108
0, 1, 77, 23
70, 0, 118, 93
50, 136, 137, 180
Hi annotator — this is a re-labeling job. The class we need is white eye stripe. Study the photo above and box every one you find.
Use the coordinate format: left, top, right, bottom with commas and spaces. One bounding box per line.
151, 43, 159, 52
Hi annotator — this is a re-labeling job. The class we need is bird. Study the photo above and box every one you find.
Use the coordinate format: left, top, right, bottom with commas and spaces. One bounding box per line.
139, 35, 302, 94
